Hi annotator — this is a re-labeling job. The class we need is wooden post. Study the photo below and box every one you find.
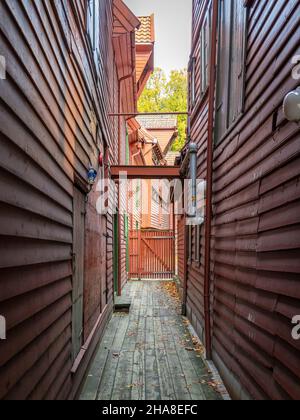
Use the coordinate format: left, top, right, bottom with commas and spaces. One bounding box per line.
138, 227, 142, 280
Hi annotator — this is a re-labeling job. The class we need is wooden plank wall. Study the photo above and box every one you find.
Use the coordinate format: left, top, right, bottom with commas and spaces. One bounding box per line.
183, 0, 300, 400
182, 0, 210, 344
0, 0, 120, 400
177, 215, 186, 286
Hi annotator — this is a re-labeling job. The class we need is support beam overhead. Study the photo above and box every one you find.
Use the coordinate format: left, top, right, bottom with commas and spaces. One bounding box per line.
110, 165, 181, 180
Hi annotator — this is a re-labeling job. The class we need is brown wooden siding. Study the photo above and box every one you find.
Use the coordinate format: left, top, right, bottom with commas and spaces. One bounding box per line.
183, 0, 300, 400
177, 215, 186, 285
0, 0, 122, 400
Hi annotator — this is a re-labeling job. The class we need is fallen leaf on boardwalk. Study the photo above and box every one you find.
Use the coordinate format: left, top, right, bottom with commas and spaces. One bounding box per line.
185, 347, 194, 352
160, 282, 181, 303
127, 383, 142, 389
113, 353, 120, 358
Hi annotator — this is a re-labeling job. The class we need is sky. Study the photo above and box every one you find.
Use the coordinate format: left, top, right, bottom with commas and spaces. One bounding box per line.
125, 0, 192, 77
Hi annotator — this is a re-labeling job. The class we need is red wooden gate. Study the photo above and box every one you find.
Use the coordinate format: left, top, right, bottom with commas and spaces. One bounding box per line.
129, 229, 175, 279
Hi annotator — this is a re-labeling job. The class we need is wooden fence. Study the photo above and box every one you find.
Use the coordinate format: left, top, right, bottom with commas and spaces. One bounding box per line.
129, 230, 175, 279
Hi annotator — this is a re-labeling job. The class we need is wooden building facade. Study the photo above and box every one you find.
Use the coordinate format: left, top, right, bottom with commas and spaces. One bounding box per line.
0, 0, 139, 400
178, 0, 300, 400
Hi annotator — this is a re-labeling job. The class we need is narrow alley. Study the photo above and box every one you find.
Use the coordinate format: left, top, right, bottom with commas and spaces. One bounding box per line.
80, 281, 224, 401
0, 0, 300, 403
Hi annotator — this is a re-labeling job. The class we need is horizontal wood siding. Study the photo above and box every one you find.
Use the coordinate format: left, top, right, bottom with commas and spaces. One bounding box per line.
0, 0, 119, 400
187, 0, 300, 400
177, 215, 186, 286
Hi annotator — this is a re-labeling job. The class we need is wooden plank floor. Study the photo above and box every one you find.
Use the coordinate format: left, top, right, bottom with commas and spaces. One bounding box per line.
80, 281, 223, 400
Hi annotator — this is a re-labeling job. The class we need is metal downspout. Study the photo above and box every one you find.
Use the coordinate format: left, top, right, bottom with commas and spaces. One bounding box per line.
181, 142, 198, 316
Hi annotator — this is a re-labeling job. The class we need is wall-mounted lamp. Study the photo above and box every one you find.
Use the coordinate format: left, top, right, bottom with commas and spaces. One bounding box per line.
283, 87, 300, 122
87, 167, 97, 185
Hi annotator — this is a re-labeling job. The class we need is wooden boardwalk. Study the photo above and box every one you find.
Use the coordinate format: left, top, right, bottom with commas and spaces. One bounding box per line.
79, 281, 223, 400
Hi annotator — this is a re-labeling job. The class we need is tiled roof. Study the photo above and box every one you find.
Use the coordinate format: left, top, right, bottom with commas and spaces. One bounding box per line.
136, 15, 155, 44
137, 115, 178, 129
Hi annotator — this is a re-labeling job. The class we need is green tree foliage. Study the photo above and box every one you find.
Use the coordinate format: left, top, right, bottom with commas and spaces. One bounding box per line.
138, 68, 188, 151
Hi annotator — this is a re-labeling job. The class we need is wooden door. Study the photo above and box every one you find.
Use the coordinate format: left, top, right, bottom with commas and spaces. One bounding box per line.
72, 187, 85, 360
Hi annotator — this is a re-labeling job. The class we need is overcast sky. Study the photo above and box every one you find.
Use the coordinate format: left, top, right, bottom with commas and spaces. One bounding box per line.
125, 0, 192, 77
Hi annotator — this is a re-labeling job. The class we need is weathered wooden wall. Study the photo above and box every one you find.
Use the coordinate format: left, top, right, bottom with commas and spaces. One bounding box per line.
177, 215, 186, 286
0, 0, 121, 400
179, 0, 210, 345
182, 0, 300, 400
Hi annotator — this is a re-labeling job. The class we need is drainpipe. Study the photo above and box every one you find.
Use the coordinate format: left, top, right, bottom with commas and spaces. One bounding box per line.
204, 0, 219, 361
188, 143, 198, 218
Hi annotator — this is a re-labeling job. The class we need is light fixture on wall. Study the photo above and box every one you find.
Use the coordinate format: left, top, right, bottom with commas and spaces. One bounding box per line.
87, 166, 97, 185
283, 87, 300, 122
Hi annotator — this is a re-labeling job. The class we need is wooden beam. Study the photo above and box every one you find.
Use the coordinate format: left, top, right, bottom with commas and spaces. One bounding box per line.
108, 112, 189, 117
110, 165, 181, 180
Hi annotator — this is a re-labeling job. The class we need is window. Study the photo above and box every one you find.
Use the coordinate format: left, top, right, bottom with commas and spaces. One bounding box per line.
188, 225, 193, 263
190, 57, 196, 107
87, 0, 95, 50
187, 224, 201, 264
195, 225, 201, 263
189, 5, 212, 109
215, 0, 247, 143
87, 0, 99, 52
200, 8, 211, 94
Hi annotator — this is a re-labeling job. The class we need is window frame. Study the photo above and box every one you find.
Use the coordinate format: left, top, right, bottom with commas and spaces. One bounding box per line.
87, 0, 100, 57
188, 225, 193, 264
189, 4, 212, 111
194, 224, 201, 264
200, 7, 212, 96
87, 0, 95, 50
215, 0, 248, 145
190, 57, 196, 108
